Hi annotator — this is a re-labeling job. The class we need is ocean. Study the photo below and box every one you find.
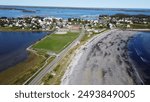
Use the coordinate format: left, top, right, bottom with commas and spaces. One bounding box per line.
0, 6, 150, 19
128, 32, 150, 84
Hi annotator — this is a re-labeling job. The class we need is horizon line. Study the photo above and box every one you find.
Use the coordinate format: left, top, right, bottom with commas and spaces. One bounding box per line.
0, 4, 150, 9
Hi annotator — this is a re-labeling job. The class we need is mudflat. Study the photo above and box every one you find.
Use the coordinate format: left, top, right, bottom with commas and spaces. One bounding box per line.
61, 29, 142, 85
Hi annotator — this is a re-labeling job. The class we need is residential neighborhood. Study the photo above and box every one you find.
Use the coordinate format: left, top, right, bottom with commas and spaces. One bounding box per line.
0, 14, 149, 33
99, 14, 150, 29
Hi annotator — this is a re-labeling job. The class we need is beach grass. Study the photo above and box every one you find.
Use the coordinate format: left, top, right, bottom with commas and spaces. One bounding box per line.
130, 24, 150, 29
0, 52, 46, 84
32, 32, 79, 53
42, 45, 79, 85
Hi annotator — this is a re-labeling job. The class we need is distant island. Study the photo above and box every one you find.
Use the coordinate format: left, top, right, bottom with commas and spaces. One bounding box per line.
0, 5, 150, 12
0, 6, 36, 13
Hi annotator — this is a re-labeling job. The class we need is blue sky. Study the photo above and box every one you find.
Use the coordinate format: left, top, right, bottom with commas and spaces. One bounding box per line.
0, 0, 150, 8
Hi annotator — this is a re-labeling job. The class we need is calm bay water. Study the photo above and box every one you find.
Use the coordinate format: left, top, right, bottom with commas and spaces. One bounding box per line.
0, 6, 150, 19
128, 32, 150, 84
0, 32, 48, 72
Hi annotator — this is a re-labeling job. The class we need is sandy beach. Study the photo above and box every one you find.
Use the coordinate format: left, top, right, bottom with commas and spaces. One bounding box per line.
61, 29, 143, 85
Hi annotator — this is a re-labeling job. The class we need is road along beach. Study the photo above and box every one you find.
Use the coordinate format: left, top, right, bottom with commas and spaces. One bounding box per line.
61, 29, 143, 85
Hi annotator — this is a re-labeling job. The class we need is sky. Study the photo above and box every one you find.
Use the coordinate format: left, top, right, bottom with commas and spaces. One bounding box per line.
0, 0, 150, 8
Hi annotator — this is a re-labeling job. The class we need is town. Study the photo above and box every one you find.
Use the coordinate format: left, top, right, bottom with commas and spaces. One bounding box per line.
0, 14, 149, 33
99, 14, 150, 29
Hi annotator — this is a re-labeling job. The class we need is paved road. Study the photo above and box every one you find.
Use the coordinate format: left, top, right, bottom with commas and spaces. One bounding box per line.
27, 27, 85, 85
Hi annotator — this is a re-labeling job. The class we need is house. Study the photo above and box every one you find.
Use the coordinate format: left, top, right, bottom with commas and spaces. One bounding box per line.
127, 24, 131, 28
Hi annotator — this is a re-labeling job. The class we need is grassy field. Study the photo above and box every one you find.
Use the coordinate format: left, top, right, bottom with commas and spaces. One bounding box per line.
0, 52, 46, 84
42, 29, 107, 85
0, 31, 79, 85
33, 32, 79, 53
42, 33, 93, 85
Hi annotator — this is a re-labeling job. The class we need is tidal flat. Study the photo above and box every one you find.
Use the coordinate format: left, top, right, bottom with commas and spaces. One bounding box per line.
61, 30, 143, 85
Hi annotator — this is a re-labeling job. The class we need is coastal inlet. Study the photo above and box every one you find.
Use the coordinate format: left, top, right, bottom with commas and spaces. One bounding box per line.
0, 31, 49, 72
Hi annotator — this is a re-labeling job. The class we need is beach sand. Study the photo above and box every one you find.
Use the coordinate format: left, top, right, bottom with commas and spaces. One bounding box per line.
61, 29, 142, 85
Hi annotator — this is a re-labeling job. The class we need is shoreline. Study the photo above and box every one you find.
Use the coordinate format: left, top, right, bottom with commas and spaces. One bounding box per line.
128, 29, 150, 32
61, 29, 143, 85
0, 50, 46, 84
26, 30, 55, 52
0, 29, 53, 32
0, 31, 54, 84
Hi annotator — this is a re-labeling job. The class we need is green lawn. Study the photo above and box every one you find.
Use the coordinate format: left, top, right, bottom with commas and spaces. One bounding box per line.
33, 32, 79, 53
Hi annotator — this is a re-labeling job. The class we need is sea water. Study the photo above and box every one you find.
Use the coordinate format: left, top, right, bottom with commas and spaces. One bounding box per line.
0, 6, 150, 19
128, 32, 150, 84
